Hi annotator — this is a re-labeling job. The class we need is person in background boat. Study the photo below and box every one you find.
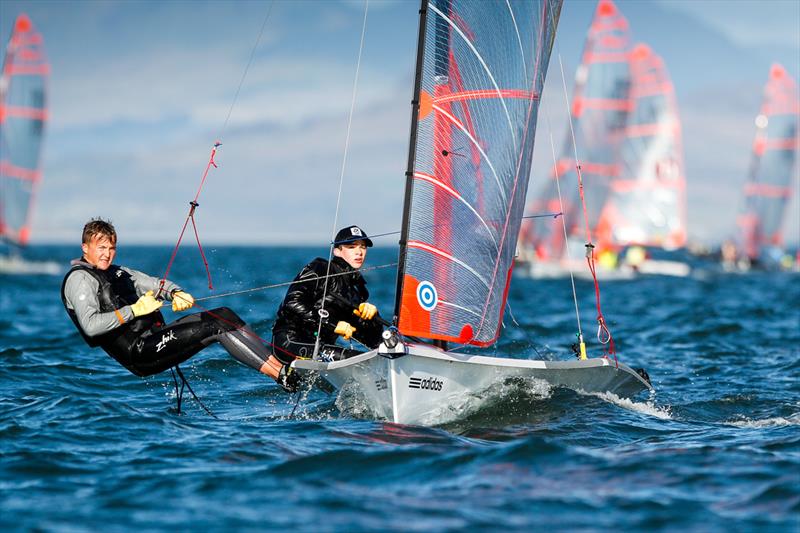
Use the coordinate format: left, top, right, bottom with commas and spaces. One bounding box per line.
272, 225, 384, 365
61, 218, 299, 392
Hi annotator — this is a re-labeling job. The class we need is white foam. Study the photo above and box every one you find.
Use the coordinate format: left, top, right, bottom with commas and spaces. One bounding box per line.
585, 390, 673, 420
726, 413, 800, 428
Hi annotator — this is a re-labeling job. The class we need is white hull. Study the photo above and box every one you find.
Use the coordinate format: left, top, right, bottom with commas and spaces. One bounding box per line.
634, 259, 691, 277
293, 342, 652, 426
520, 259, 635, 280
518, 258, 690, 280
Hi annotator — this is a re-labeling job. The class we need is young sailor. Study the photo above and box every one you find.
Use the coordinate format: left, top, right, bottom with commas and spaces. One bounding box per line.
61, 218, 299, 392
272, 225, 384, 364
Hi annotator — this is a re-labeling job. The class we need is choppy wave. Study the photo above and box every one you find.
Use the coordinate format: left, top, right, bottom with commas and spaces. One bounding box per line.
726, 413, 800, 428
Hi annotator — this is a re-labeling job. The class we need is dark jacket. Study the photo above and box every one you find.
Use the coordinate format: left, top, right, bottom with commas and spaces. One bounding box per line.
272, 256, 382, 350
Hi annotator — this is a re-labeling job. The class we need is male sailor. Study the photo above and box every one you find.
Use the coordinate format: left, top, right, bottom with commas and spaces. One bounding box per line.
271, 225, 384, 364
61, 218, 299, 392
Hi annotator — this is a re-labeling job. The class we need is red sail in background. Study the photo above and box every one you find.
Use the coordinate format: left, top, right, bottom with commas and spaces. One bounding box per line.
597, 43, 687, 250
737, 64, 799, 260
520, 0, 631, 261
0, 13, 49, 246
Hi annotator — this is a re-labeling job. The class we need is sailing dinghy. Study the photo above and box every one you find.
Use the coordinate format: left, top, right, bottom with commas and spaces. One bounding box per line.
596, 43, 690, 278
293, 0, 652, 426
0, 14, 58, 275
517, 0, 634, 280
727, 64, 799, 272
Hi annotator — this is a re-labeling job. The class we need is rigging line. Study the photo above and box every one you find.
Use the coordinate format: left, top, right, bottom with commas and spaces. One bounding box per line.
191, 262, 398, 302
522, 211, 562, 220
556, 52, 615, 356
557, 54, 593, 246
159, 3, 275, 295
543, 0, 584, 343
314, 0, 370, 359
544, 107, 583, 340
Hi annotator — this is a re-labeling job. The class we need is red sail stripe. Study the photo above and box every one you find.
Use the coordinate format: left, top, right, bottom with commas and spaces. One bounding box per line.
1, 106, 48, 121
0, 161, 41, 181
624, 122, 674, 137
5, 64, 50, 76
579, 161, 620, 176
583, 51, 630, 63
744, 183, 792, 198
611, 178, 685, 192
760, 138, 799, 150
433, 89, 538, 104
575, 97, 633, 111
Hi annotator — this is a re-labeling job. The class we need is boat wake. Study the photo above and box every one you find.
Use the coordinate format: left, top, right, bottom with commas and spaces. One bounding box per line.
586, 390, 673, 420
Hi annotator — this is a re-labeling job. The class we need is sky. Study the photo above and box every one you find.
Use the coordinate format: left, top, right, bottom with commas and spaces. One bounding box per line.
1, 0, 799, 247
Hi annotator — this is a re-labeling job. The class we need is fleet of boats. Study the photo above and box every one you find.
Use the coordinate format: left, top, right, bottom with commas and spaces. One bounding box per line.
2, 2, 797, 426
517, 0, 693, 280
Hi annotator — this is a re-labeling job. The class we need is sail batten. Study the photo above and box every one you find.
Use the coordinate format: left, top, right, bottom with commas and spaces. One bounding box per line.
396, 0, 561, 346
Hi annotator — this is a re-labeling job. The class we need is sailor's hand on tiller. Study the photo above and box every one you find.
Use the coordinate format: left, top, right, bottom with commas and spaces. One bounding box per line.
354, 302, 378, 321
334, 321, 356, 340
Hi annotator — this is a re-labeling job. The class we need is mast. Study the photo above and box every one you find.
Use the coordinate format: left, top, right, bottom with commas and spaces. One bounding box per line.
393, 0, 430, 323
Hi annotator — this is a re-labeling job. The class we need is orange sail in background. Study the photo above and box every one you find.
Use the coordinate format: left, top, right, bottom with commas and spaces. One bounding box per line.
737, 64, 799, 261
0, 13, 49, 246
597, 43, 687, 251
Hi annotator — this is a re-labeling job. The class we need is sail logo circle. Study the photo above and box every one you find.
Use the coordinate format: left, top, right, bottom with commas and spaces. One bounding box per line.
416, 281, 438, 311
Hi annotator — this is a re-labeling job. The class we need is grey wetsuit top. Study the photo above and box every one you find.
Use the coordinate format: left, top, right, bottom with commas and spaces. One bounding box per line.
63, 260, 180, 337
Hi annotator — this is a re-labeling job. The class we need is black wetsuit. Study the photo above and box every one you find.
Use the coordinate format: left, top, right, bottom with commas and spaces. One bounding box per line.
62, 259, 271, 377
272, 256, 383, 363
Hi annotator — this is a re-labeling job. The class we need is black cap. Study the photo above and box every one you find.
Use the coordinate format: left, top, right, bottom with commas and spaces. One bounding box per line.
333, 225, 373, 247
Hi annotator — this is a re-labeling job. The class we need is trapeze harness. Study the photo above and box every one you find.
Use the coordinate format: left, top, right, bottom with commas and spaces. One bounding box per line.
61, 263, 257, 377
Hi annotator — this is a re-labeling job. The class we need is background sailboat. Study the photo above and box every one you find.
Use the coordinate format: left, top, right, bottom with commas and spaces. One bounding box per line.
0, 13, 58, 275
519, 0, 691, 279
518, 0, 632, 279
594, 43, 690, 277
725, 63, 799, 271
294, 0, 651, 426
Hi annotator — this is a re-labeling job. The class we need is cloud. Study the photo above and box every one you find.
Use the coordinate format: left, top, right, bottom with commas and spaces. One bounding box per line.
656, 0, 800, 49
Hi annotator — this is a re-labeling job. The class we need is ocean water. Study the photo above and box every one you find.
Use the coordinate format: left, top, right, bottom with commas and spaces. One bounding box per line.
1, 245, 798, 532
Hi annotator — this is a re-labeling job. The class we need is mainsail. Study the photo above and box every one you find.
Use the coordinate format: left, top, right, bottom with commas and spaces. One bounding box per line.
395, 0, 562, 346
737, 64, 799, 261
598, 43, 686, 250
520, 0, 631, 260
0, 14, 48, 246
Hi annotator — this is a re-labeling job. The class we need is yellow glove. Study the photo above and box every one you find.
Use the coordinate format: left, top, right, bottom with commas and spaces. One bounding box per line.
354, 302, 378, 321
171, 290, 195, 312
131, 291, 162, 317
334, 321, 356, 340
